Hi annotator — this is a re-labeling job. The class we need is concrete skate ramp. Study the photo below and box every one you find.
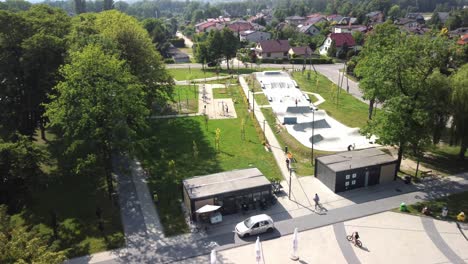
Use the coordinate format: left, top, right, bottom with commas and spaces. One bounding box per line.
292, 119, 331, 132
309, 134, 324, 144
286, 106, 311, 114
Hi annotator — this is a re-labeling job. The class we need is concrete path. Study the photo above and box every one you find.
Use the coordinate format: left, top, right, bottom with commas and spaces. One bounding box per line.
197, 83, 237, 119
239, 75, 311, 209
174, 75, 234, 85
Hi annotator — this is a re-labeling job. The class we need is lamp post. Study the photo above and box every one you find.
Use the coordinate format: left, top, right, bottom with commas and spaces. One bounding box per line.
311, 109, 315, 165
288, 166, 294, 200
251, 89, 255, 117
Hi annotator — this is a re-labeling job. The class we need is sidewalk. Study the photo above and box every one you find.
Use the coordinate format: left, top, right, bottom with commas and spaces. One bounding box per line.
239, 75, 311, 208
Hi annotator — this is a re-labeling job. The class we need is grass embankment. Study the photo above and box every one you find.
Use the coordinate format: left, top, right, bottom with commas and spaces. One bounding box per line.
17, 132, 125, 258
137, 85, 281, 236
292, 70, 370, 128
261, 108, 333, 176
396, 191, 468, 222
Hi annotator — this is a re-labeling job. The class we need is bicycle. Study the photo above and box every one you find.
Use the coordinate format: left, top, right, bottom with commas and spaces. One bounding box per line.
346, 234, 362, 247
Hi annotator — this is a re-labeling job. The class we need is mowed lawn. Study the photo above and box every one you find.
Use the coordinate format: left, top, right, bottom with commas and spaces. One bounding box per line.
136, 85, 281, 236
167, 67, 279, 81
292, 70, 370, 128
157, 85, 199, 115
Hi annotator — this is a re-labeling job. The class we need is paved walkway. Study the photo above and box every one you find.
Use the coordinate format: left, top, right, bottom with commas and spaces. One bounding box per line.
239, 75, 311, 209
197, 83, 237, 119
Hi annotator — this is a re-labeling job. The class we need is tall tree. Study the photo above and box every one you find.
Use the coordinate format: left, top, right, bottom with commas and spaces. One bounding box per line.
45, 45, 149, 198
425, 71, 451, 144
74, 0, 86, 14
221, 28, 239, 71
451, 64, 468, 159
358, 27, 449, 171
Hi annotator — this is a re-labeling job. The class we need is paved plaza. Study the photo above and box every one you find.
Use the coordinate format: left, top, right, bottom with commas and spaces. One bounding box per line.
254, 71, 377, 152
176, 212, 468, 264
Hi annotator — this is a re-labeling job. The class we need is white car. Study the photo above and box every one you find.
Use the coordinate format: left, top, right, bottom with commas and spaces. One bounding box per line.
235, 214, 275, 238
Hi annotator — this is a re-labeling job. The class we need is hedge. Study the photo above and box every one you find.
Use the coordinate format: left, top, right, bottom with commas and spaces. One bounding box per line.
260, 57, 333, 64
164, 58, 175, 64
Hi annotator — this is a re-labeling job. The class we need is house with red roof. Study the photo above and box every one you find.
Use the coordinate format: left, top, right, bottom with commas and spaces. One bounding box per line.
227, 20, 254, 35
319, 33, 356, 56
457, 34, 468, 45
255, 40, 291, 60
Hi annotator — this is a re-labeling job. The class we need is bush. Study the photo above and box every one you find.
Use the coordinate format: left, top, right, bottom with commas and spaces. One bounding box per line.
260, 58, 288, 64
289, 57, 333, 64
164, 58, 175, 64
170, 38, 185, 48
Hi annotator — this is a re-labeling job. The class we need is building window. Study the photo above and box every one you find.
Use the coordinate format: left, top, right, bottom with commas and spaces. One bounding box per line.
346, 174, 350, 180
345, 181, 350, 186
325, 47, 328, 51
351, 180, 356, 185
352, 173, 357, 178
267, 53, 271, 57
284, 52, 288, 56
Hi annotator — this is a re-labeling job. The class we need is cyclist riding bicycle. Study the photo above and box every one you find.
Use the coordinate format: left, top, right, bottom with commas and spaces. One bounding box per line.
353, 232, 360, 244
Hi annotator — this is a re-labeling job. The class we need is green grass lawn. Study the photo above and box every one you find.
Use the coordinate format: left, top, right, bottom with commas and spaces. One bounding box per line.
17, 131, 125, 258
261, 108, 333, 176
396, 191, 468, 222
136, 85, 281, 236
407, 143, 468, 176
168, 67, 278, 81
292, 70, 370, 128
156, 85, 199, 115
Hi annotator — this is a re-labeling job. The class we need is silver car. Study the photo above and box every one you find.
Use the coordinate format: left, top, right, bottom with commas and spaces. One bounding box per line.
235, 214, 275, 238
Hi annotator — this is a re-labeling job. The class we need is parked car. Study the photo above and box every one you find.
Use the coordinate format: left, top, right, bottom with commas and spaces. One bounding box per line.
235, 214, 274, 238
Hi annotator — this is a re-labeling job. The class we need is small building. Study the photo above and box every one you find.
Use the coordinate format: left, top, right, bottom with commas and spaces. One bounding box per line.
314, 148, 397, 193
240, 30, 271, 43
183, 168, 272, 221
285, 16, 306, 26
332, 25, 367, 34
319, 33, 356, 56
288, 46, 314, 58
168, 47, 190, 63
297, 24, 321, 36
366, 11, 384, 24
255, 39, 290, 60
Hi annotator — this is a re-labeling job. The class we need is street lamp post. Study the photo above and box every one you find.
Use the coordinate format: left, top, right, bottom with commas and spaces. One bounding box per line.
251, 89, 255, 117
311, 109, 315, 165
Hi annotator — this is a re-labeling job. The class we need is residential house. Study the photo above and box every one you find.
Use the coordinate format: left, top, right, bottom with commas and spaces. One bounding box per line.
366, 11, 384, 24
240, 30, 271, 43
285, 16, 306, 26
288, 46, 314, 59
406, 13, 425, 24
319, 33, 356, 56
304, 15, 327, 26
195, 17, 231, 33
256, 40, 291, 60
338, 17, 358, 25
333, 25, 367, 34
457, 34, 468, 45
394, 18, 421, 28
450, 27, 468, 37
298, 24, 320, 36
227, 20, 254, 35
327, 14, 344, 24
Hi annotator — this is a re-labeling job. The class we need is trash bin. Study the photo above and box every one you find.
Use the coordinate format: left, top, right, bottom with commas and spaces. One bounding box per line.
404, 176, 411, 184
400, 202, 408, 212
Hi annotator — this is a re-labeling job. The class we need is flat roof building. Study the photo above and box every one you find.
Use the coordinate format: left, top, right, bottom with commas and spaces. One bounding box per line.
183, 168, 272, 220
314, 148, 397, 192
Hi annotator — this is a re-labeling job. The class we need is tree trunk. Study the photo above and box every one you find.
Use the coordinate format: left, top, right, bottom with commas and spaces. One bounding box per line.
460, 142, 467, 160
40, 118, 46, 141
396, 143, 404, 173
226, 58, 230, 70
368, 98, 375, 120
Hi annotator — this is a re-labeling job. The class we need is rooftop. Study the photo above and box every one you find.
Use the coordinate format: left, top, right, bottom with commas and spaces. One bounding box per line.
183, 168, 271, 200
328, 33, 356, 47
257, 39, 290, 53
317, 148, 396, 172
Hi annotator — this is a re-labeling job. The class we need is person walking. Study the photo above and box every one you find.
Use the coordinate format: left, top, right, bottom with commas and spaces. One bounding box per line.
313, 193, 320, 210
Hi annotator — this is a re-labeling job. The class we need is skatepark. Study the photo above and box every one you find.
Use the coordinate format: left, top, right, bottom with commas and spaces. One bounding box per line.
255, 71, 378, 152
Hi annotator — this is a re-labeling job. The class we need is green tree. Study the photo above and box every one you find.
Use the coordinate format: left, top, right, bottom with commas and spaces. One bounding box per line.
358, 25, 449, 171
0, 205, 66, 264
0, 134, 47, 208
45, 45, 149, 198
425, 71, 451, 144
74, 0, 85, 14
221, 28, 239, 71
387, 5, 400, 20
451, 64, 468, 159
207, 30, 224, 65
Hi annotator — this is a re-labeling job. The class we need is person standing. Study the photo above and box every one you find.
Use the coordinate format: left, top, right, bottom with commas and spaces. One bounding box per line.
313, 193, 320, 210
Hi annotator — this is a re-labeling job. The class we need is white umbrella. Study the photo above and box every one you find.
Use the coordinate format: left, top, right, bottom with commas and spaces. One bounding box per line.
196, 204, 221, 214
290, 227, 299, 261
210, 249, 217, 264
255, 236, 262, 264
